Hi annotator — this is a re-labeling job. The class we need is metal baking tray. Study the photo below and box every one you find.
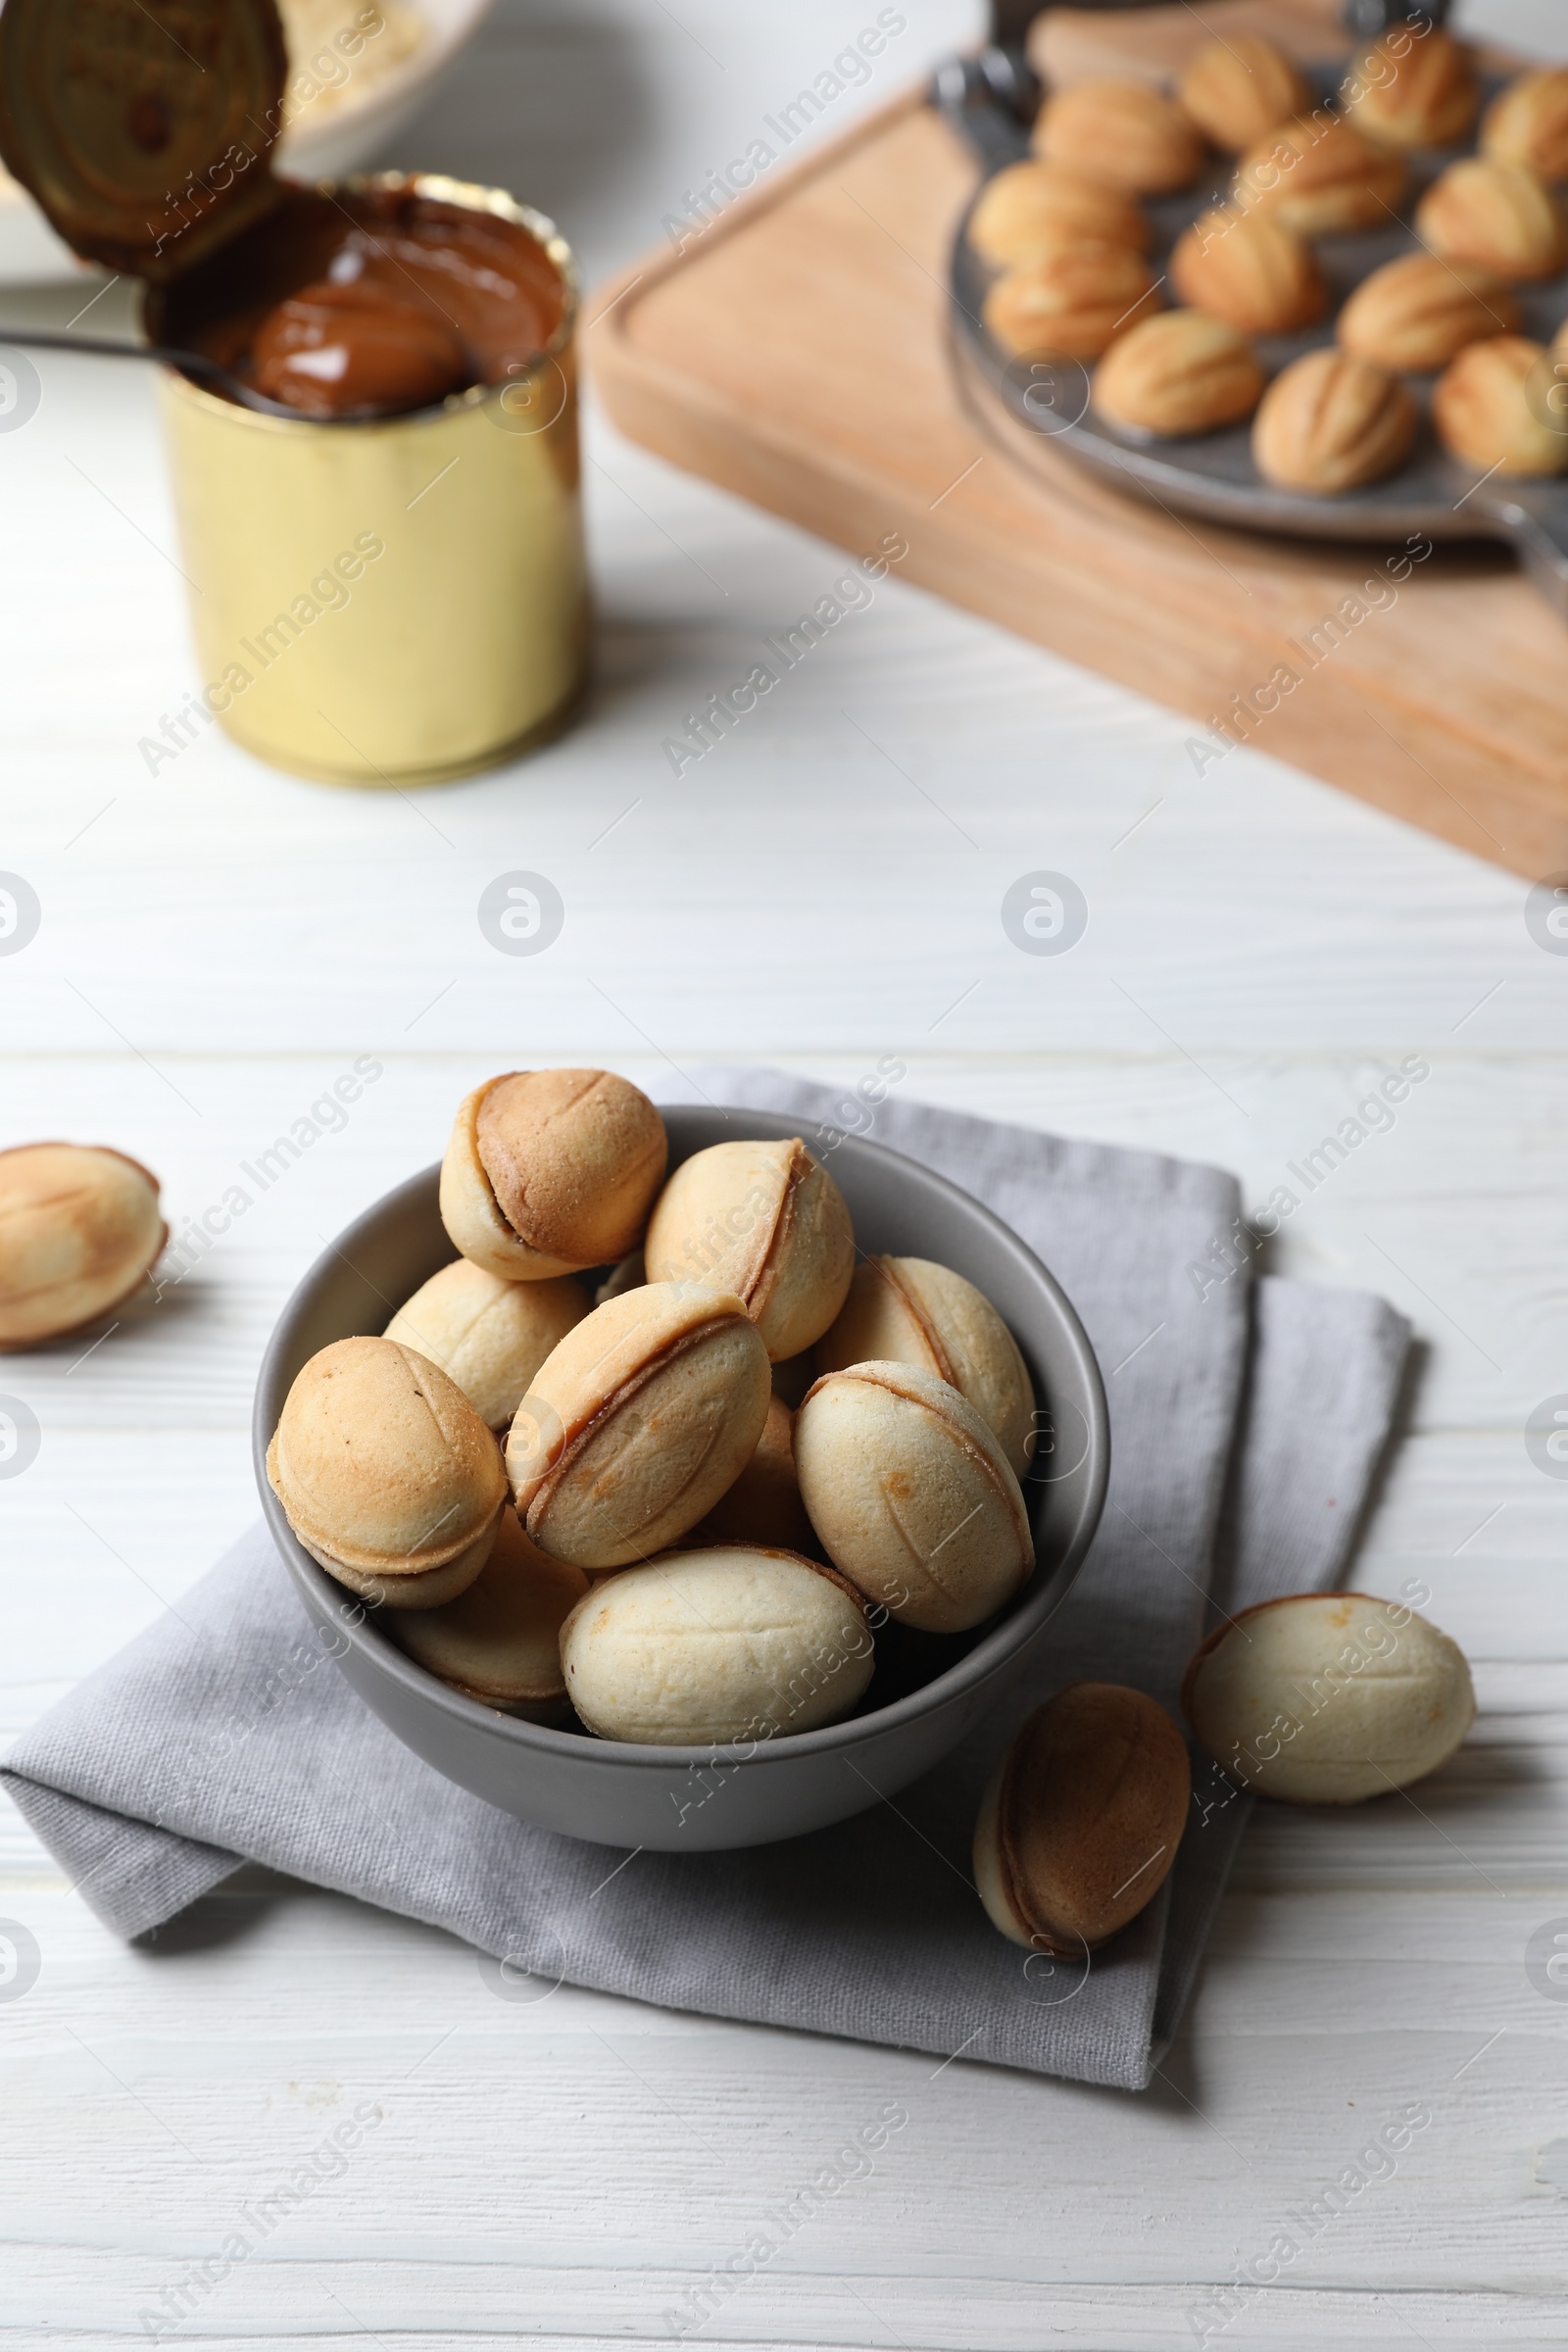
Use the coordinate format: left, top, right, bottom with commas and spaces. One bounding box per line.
935, 30, 1568, 619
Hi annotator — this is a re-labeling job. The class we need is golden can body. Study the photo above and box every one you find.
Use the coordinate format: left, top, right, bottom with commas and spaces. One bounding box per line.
147, 177, 588, 788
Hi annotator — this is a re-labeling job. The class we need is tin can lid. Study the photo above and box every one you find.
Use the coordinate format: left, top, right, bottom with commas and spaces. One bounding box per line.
0, 0, 288, 281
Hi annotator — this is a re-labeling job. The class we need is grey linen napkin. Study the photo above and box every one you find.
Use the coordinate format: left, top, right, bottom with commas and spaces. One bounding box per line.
1, 1073, 1410, 2089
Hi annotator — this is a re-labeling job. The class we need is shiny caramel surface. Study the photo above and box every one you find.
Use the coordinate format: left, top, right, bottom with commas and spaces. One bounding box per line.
161, 181, 565, 416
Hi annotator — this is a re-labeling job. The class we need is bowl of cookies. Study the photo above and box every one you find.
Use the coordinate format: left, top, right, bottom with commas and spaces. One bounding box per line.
253, 1074, 1108, 1850
945, 15, 1568, 615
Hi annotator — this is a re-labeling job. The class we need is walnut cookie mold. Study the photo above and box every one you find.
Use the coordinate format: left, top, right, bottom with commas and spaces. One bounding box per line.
941, 24, 1568, 620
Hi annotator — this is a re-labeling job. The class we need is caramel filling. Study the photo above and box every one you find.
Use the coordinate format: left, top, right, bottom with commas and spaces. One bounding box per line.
161, 183, 565, 420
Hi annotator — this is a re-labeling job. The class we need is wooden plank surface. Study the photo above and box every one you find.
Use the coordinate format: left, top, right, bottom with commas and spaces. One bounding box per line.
592, 18, 1568, 882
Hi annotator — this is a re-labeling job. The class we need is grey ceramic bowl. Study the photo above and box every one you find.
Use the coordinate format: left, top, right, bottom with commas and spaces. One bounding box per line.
254, 1105, 1109, 1850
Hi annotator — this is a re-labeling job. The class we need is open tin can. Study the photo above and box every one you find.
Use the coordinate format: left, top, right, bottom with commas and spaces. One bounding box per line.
0, 0, 588, 786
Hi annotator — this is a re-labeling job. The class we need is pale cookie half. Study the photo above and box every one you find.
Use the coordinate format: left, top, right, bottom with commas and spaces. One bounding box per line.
974, 1682, 1190, 1953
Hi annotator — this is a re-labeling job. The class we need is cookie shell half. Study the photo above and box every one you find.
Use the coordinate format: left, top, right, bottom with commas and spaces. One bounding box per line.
1034, 78, 1205, 196
1344, 29, 1479, 152
1433, 333, 1568, 475
1252, 348, 1418, 494
1338, 253, 1519, 371
1414, 157, 1568, 282
1177, 33, 1311, 153
1235, 116, 1409, 236
973, 1683, 1190, 1953
1483, 68, 1568, 182
968, 159, 1150, 268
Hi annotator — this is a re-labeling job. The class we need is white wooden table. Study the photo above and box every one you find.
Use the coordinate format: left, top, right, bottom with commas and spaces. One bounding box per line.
4, 3, 1568, 2343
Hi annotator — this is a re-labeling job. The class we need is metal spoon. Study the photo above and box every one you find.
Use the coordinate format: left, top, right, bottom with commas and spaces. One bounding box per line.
0, 327, 362, 420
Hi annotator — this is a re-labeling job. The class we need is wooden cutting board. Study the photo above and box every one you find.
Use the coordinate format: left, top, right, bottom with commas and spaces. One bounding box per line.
590, 2, 1568, 879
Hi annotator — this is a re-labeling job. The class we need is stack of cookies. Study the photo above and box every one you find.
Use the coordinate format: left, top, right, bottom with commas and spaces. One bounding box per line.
267, 1068, 1042, 1744
974, 30, 1568, 489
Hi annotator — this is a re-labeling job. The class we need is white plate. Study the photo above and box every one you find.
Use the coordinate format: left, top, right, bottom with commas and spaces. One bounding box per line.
0, 0, 495, 288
